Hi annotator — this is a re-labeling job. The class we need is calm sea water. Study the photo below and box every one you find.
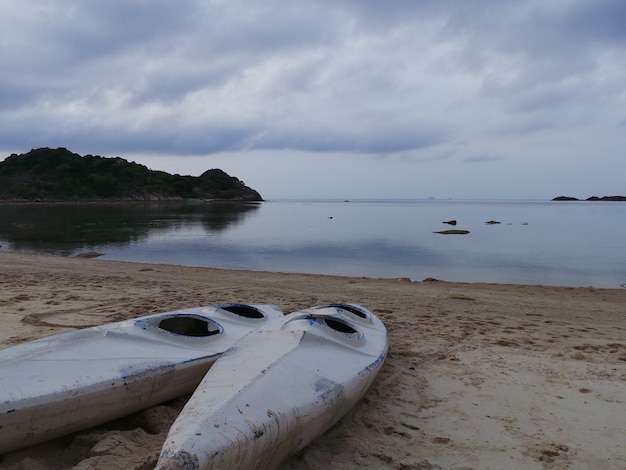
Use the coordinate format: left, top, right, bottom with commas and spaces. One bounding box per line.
1, 200, 625, 288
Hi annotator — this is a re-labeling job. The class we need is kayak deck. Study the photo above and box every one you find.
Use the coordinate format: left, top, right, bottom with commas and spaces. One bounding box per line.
156, 303, 388, 470
0, 303, 284, 455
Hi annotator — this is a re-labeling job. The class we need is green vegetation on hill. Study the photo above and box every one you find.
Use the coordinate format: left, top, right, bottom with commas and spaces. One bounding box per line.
0, 148, 263, 201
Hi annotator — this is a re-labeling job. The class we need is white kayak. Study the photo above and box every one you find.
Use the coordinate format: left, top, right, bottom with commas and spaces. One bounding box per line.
156, 303, 388, 470
0, 303, 284, 455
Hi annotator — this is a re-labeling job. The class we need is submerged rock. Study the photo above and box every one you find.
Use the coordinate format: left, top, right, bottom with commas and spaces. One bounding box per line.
75, 251, 104, 258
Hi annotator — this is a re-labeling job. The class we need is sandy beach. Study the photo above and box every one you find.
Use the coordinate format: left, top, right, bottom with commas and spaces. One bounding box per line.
1, 251, 625, 470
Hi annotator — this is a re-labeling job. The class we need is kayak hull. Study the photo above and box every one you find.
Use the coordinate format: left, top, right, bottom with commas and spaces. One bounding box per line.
0, 303, 284, 454
156, 303, 388, 470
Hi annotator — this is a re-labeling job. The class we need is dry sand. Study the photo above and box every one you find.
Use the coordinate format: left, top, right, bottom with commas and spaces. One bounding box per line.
0, 250, 625, 470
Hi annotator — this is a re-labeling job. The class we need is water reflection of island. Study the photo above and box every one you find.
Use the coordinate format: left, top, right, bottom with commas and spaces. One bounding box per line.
0, 202, 261, 254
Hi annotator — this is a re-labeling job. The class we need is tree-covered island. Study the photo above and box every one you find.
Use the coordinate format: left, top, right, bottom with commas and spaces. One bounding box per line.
0, 148, 263, 202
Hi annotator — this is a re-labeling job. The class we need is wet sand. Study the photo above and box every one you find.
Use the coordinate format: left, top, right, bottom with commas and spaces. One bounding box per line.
1, 251, 625, 469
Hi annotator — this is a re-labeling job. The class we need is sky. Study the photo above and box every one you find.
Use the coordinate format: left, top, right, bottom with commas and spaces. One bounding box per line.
1, 0, 625, 200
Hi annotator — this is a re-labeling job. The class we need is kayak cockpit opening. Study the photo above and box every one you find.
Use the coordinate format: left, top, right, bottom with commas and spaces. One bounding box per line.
336, 305, 368, 319
320, 316, 363, 340
316, 303, 371, 321
158, 316, 221, 337
325, 318, 358, 335
220, 304, 265, 319
290, 314, 364, 341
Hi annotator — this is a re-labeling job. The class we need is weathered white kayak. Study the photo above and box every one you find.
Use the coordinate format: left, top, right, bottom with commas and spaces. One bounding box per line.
0, 303, 284, 455
156, 303, 388, 470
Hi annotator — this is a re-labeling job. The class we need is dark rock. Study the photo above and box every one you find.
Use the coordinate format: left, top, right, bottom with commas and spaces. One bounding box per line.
588, 195, 626, 201
433, 230, 470, 235
554, 195, 626, 201
75, 251, 104, 258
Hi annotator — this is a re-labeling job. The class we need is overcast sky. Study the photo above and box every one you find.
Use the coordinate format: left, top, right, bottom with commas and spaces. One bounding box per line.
1, 0, 624, 199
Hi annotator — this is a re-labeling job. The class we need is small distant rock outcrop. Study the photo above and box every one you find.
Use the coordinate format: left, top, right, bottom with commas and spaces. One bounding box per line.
434, 229, 470, 235
586, 195, 626, 201
552, 195, 626, 201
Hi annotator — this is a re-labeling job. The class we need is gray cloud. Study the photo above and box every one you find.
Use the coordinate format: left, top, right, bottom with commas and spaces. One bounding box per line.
464, 153, 505, 164
1, 0, 625, 198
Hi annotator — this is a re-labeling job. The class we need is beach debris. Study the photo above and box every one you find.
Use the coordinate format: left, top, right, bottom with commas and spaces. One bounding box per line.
432, 437, 451, 445
400, 421, 420, 431
442, 220, 457, 225
447, 293, 474, 301
433, 230, 470, 235
491, 339, 520, 347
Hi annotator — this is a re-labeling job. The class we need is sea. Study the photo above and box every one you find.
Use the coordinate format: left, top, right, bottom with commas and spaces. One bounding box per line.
1, 199, 625, 288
